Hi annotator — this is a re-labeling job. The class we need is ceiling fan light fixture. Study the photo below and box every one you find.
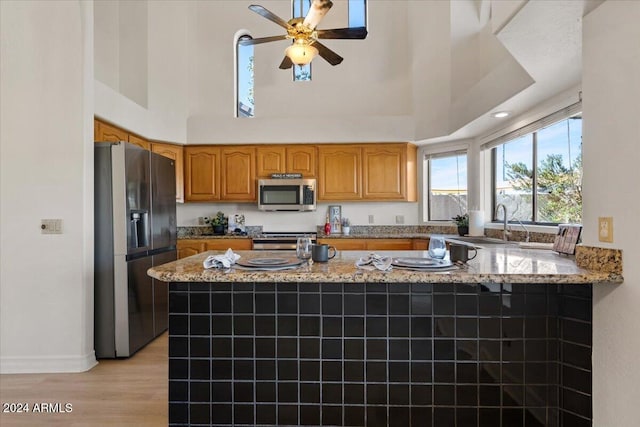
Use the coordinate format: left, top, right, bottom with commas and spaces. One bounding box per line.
285, 41, 318, 66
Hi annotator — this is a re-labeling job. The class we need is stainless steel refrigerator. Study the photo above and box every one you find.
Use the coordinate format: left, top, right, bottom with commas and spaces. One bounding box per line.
94, 141, 177, 358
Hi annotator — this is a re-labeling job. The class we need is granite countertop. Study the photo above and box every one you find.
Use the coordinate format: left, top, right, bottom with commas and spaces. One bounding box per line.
148, 248, 623, 284
318, 233, 433, 239
180, 234, 253, 240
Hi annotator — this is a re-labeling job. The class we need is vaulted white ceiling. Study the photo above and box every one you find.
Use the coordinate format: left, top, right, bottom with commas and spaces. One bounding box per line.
94, 0, 601, 145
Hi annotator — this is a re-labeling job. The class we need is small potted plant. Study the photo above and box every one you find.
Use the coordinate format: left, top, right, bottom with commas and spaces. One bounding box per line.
341, 218, 351, 235
206, 211, 227, 235
452, 213, 469, 236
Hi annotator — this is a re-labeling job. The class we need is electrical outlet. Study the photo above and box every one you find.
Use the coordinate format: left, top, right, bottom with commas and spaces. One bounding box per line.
368, 215, 374, 224
598, 217, 613, 243
395, 215, 404, 224
41, 219, 63, 234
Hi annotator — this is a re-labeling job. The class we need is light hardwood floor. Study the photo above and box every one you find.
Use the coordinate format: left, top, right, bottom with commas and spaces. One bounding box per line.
0, 333, 168, 426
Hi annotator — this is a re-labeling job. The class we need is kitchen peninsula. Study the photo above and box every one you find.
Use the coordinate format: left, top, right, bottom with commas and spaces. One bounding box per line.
149, 247, 621, 427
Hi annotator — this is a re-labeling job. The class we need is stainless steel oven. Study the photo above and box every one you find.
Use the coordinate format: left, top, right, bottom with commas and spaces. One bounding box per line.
252, 232, 317, 251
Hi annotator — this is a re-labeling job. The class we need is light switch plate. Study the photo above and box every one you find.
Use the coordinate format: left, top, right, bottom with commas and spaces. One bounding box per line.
598, 217, 613, 243
41, 219, 63, 234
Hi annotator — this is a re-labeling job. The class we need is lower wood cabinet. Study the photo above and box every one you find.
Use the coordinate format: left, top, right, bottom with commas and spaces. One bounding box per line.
318, 238, 414, 251
177, 239, 252, 259
204, 239, 252, 251
412, 239, 430, 250
318, 238, 367, 250
177, 240, 206, 259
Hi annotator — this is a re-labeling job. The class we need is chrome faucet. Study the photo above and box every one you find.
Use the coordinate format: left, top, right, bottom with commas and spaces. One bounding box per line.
515, 219, 530, 243
495, 203, 511, 241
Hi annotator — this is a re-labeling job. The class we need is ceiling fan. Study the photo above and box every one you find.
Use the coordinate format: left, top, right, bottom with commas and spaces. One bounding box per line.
240, 0, 367, 69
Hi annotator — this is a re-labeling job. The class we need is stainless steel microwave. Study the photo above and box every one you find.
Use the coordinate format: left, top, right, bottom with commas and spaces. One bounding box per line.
257, 178, 316, 211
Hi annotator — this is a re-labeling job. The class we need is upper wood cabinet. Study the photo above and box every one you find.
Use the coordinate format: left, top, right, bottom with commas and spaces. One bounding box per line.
184, 146, 220, 202
128, 134, 150, 151
220, 147, 256, 201
95, 119, 128, 142
363, 144, 417, 201
317, 146, 362, 200
256, 146, 286, 178
256, 145, 316, 178
287, 145, 316, 177
184, 146, 256, 202
94, 119, 150, 150
152, 142, 184, 203
318, 143, 417, 202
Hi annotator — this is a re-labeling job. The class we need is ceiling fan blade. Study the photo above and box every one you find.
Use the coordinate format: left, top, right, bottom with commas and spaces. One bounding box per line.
279, 56, 294, 70
316, 26, 368, 40
313, 41, 343, 66
303, 0, 333, 30
239, 35, 288, 46
248, 5, 291, 30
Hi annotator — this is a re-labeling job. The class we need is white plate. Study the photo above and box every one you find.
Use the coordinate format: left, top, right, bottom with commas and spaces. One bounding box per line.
392, 257, 453, 268
246, 257, 289, 266
237, 257, 305, 268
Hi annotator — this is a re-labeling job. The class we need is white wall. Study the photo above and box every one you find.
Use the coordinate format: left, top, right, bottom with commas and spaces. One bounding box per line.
94, 1, 189, 143
177, 202, 420, 230
0, 0, 96, 373
582, 1, 640, 424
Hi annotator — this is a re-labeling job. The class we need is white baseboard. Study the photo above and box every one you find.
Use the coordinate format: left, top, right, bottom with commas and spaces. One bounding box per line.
0, 351, 98, 374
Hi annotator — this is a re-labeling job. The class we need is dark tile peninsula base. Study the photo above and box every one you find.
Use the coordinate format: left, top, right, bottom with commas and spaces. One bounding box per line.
168, 281, 592, 427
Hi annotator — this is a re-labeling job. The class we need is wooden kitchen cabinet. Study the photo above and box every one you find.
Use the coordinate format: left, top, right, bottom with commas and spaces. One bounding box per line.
177, 238, 252, 259
221, 147, 256, 201
177, 240, 206, 259
256, 145, 317, 178
366, 238, 413, 250
94, 118, 151, 150
286, 145, 316, 177
128, 134, 150, 150
412, 238, 430, 250
363, 144, 417, 201
318, 238, 413, 250
185, 146, 255, 202
152, 142, 184, 203
184, 146, 221, 202
95, 119, 128, 142
318, 238, 367, 250
205, 239, 252, 251
317, 146, 362, 200
256, 146, 286, 178
317, 143, 416, 202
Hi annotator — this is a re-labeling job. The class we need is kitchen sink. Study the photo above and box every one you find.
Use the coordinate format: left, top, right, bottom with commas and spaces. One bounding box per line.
445, 236, 517, 247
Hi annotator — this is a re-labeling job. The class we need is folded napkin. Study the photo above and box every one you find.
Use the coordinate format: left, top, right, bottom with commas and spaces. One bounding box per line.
203, 248, 241, 269
355, 253, 393, 272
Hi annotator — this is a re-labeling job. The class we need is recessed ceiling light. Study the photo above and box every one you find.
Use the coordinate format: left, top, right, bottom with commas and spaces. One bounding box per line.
491, 111, 510, 118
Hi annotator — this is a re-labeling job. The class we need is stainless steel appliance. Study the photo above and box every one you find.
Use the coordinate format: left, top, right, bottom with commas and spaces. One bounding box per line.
258, 178, 316, 211
252, 232, 317, 250
94, 142, 176, 358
